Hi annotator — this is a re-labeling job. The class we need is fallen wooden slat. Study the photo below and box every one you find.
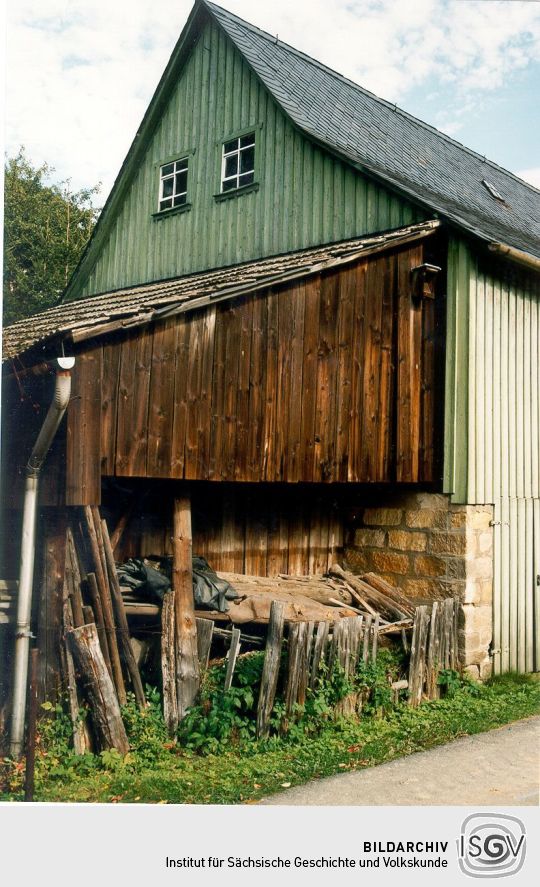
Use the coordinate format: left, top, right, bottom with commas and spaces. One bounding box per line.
85, 572, 112, 674
329, 565, 407, 620
67, 623, 129, 754
101, 517, 146, 709
223, 628, 241, 691
65, 527, 84, 628
161, 590, 178, 737
256, 601, 285, 739
62, 590, 89, 755
361, 572, 415, 617
196, 617, 214, 672
377, 618, 413, 635
83, 507, 126, 704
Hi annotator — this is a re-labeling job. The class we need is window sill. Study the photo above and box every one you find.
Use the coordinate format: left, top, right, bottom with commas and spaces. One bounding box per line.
152, 203, 192, 220
214, 182, 259, 202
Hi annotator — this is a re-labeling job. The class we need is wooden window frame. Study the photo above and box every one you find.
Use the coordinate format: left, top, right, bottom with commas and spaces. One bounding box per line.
220, 132, 256, 193
157, 157, 189, 213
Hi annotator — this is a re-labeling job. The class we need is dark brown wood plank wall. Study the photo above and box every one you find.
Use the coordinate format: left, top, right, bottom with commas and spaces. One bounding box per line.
116, 485, 344, 577
66, 346, 103, 506
58, 239, 440, 504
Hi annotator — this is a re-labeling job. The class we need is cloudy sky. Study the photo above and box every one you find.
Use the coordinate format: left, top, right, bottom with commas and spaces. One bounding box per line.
5, 0, 540, 204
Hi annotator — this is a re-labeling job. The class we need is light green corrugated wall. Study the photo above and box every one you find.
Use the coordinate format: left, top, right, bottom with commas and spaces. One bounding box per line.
76, 20, 422, 299
444, 235, 540, 672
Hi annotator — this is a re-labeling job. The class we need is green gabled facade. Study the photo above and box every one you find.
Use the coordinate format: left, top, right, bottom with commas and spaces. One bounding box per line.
68, 11, 423, 301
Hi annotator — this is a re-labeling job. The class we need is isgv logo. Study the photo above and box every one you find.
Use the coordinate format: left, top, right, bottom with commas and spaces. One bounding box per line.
458, 814, 526, 878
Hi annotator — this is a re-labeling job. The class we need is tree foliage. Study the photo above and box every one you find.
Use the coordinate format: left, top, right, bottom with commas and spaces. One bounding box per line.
3, 149, 100, 325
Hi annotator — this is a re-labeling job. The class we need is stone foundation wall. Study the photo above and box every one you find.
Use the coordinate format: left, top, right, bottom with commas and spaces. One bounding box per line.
344, 492, 493, 679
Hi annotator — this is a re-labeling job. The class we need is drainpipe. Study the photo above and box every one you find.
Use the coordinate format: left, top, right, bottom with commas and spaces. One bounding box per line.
9, 356, 75, 758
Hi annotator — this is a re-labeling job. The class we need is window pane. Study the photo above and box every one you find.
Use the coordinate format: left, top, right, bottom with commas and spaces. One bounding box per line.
240, 133, 255, 147
223, 138, 238, 154
240, 146, 254, 174
173, 194, 187, 207
225, 155, 238, 177
175, 171, 187, 194
239, 172, 254, 187
161, 163, 174, 177
162, 177, 174, 198
222, 178, 237, 192
160, 198, 172, 211
176, 158, 188, 171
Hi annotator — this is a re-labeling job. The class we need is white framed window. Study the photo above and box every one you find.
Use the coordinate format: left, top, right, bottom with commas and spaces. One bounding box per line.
221, 132, 255, 192
158, 157, 188, 211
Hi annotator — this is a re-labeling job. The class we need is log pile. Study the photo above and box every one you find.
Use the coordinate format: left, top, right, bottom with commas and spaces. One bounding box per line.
60, 507, 146, 754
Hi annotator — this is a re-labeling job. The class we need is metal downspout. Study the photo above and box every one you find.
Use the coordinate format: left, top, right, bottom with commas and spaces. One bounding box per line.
9, 356, 75, 758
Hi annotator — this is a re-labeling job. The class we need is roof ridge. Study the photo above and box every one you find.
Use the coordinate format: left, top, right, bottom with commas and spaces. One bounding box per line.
204, 0, 540, 195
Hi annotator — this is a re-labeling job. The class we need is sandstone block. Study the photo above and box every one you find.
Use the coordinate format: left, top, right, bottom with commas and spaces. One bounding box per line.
388, 529, 427, 551
413, 554, 446, 577
370, 550, 409, 574
405, 509, 448, 529
466, 557, 493, 580
354, 528, 386, 547
468, 509, 493, 530
449, 510, 467, 529
477, 531, 493, 555
463, 664, 480, 681
363, 507, 402, 527
479, 659, 493, 681
446, 557, 467, 580
429, 531, 468, 556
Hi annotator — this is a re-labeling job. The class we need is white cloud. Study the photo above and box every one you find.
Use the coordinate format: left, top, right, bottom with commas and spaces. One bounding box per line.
517, 167, 540, 189
5, 0, 540, 200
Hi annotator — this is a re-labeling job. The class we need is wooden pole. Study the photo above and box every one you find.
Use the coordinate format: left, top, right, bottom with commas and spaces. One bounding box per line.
256, 601, 285, 739
24, 648, 39, 802
173, 495, 200, 721
223, 628, 241, 691
161, 590, 178, 737
83, 507, 126, 704
67, 623, 129, 754
101, 518, 146, 709
196, 617, 214, 673
85, 572, 112, 673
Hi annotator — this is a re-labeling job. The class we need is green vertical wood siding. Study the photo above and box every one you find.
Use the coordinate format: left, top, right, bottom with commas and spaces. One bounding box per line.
444, 235, 540, 673
75, 21, 422, 299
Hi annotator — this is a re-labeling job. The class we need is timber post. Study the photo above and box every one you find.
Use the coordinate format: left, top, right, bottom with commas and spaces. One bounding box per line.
173, 494, 200, 721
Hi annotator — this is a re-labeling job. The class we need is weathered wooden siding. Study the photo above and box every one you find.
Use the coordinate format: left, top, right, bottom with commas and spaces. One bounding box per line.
65, 243, 441, 503
73, 20, 423, 300
113, 484, 344, 577
444, 236, 540, 673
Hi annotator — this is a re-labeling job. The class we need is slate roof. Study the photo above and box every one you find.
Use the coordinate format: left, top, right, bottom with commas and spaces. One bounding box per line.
3, 222, 438, 360
204, 1, 540, 260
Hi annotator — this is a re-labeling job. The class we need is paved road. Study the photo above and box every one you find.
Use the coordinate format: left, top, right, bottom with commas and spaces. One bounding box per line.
261, 717, 540, 806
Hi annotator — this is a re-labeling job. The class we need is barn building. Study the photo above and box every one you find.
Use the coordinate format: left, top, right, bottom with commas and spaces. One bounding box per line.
2, 1, 539, 732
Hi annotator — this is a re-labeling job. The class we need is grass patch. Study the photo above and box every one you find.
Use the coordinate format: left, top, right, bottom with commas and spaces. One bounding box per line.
1, 670, 538, 804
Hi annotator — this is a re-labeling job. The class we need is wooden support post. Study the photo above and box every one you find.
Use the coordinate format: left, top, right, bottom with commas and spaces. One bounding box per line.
67, 623, 129, 754
256, 601, 285, 739
173, 495, 200, 721
83, 507, 126, 704
196, 618, 214, 673
161, 590, 178, 737
101, 518, 146, 709
223, 628, 241, 691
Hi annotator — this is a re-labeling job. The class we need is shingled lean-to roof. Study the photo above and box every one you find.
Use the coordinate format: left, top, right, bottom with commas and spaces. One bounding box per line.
3, 222, 438, 360
204, 1, 539, 260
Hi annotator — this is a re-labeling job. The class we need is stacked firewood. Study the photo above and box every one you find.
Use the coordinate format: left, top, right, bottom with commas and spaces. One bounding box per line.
61, 507, 146, 754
